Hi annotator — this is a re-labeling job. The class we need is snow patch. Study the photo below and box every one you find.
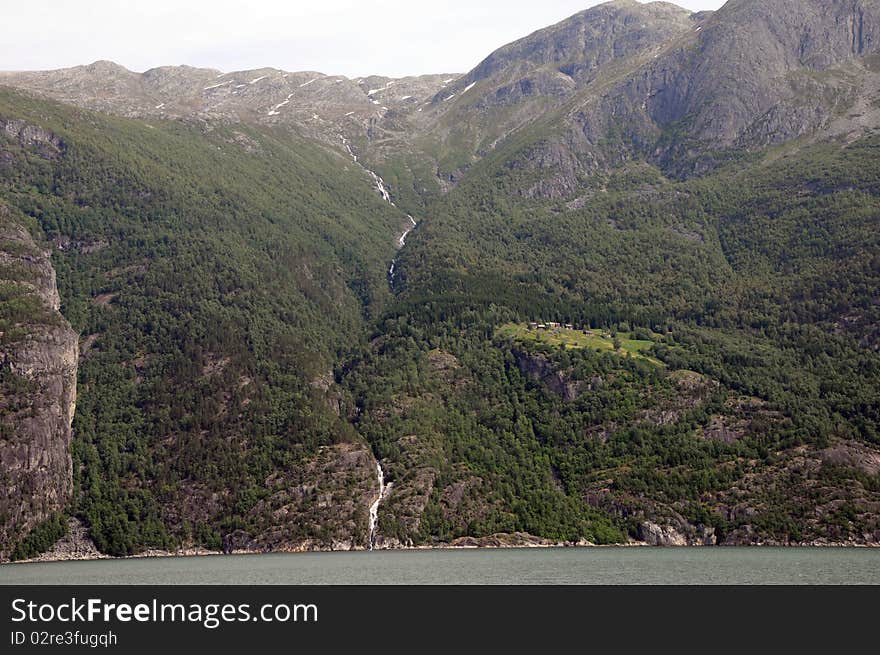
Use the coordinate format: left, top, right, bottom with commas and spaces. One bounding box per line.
250, 75, 268, 84
154, 103, 165, 109
203, 80, 232, 90
462, 82, 476, 93
368, 80, 396, 96
299, 78, 318, 87
344, 111, 355, 116
267, 98, 291, 115
400, 95, 412, 100
443, 94, 455, 101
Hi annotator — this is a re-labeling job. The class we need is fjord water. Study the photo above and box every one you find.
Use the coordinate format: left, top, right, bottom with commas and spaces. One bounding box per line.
3, 548, 879, 585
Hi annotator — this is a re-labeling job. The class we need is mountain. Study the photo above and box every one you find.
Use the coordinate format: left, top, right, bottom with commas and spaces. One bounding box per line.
399, 0, 880, 198
405, 0, 698, 182
0, 87, 414, 557
537, 0, 880, 181
1, 0, 879, 559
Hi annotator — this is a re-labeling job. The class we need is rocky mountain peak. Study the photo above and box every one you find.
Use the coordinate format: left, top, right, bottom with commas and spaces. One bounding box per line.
705, 0, 878, 70
82, 59, 132, 75
464, 0, 694, 87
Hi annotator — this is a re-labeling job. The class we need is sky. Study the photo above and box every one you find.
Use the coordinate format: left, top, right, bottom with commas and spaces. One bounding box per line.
1, 0, 726, 77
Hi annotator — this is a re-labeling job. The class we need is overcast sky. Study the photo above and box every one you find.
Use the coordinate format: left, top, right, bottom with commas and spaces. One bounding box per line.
1, 0, 726, 77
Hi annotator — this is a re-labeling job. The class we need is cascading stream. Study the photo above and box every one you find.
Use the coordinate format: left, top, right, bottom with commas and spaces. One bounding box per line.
367, 461, 390, 550
339, 134, 412, 548
338, 135, 418, 287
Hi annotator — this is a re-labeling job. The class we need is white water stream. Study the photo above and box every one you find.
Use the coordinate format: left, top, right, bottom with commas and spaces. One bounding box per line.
339, 134, 413, 545
367, 462, 391, 550
338, 134, 419, 287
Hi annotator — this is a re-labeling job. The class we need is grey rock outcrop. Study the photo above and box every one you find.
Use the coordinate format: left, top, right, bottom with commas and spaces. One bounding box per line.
514, 349, 599, 401
28, 517, 106, 561
1, 119, 65, 159
523, 0, 880, 189
637, 520, 716, 546
0, 203, 78, 559
638, 521, 689, 546
458, 0, 694, 95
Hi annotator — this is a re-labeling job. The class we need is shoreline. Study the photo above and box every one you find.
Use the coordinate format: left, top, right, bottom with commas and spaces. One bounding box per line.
6, 538, 879, 565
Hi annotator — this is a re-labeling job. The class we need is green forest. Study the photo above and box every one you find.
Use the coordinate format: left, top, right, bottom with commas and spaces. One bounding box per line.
2, 84, 879, 557
1, 89, 401, 555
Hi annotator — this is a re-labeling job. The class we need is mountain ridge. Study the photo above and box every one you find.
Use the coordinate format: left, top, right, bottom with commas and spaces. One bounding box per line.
4, 1, 880, 198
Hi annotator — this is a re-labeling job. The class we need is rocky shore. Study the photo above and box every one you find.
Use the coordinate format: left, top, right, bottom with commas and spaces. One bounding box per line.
8, 524, 876, 565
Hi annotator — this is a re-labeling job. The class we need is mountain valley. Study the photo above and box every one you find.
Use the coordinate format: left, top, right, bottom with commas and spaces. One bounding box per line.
1, 0, 879, 559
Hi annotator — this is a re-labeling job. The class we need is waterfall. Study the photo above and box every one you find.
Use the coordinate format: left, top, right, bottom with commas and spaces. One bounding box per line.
338, 134, 419, 288
397, 215, 416, 247
339, 134, 396, 206
368, 170, 393, 204
368, 461, 389, 550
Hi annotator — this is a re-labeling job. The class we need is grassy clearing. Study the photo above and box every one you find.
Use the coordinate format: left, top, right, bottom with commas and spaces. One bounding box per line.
496, 322, 663, 365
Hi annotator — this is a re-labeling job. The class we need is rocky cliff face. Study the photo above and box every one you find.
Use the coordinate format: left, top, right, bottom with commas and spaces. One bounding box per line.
607, 0, 880, 146
0, 202, 78, 559
453, 0, 694, 99
390, 0, 696, 189
516, 0, 880, 190
2, 119, 64, 158
513, 349, 586, 402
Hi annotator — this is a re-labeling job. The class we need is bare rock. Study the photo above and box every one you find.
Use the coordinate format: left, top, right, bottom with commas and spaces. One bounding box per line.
514, 349, 584, 401
637, 521, 689, 546
27, 518, 106, 562
0, 203, 78, 560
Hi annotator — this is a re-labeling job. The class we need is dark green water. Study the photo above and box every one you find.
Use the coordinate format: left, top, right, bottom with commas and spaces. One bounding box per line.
2, 548, 879, 585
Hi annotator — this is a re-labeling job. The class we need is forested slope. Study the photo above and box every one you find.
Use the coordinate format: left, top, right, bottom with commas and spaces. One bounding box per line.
364, 131, 880, 546
0, 88, 406, 555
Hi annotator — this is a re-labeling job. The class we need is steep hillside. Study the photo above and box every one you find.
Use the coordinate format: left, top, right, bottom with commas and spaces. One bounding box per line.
360, 0, 698, 206
413, 0, 695, 175
0, 200, 77, 559
361, 3, 880, 547
0, 88, 414, 557
360, 0, 880, 205
484, 0, 880, 194
372, 131, 880, 546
